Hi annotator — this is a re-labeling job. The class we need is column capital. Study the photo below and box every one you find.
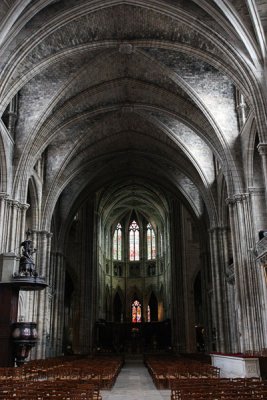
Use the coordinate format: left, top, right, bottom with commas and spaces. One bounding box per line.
0, 192, 9, 200
30, 229, 53, 238
226, 193, 250, 205
20, 203, 30, 211
5, 198, 30, 209
208, 225, 229, 234
6, 199, 20, 208
257, 143, 267, 156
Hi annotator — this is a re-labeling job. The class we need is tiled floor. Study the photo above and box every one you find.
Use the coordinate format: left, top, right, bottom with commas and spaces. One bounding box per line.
101, 358, 170, 400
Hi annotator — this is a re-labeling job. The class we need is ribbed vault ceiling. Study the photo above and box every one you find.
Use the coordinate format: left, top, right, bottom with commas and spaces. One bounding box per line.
0, 0, 266, 234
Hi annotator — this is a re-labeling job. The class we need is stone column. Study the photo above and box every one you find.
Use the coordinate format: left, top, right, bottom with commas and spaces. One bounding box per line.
208, 227, 231, 352
249, 187, 267, 349
69, 200, 97, 354
19, 204, 30, 243
31, 230, 52, 359
256, 256, 267, 350
227, 194, 265, 352
225, 264, 238, 353
170, 200, 186, 353
50, 252, 65, 357
199, 250, 214, 352
258, 144, 267, 200
2, 199, 29, 254
7, 94, 18, 138
0, 193, 8, 253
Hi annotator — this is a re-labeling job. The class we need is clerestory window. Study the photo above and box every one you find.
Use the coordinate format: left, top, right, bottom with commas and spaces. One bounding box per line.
147, 223, 156, 260
129, 220, 139, 261
113, 223, 122, 260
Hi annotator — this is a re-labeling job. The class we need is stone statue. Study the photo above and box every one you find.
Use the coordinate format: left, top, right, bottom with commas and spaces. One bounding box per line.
19, 240, 37, 276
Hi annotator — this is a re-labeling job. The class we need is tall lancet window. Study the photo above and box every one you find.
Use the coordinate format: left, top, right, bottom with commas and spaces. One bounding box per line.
129, 220, 139, 261
147, 223, 156, 260
113, 223, 122, 260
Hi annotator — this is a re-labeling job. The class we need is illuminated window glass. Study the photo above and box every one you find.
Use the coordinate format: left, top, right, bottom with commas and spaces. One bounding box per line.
113, 223, 122, 260
132, 300, 141, 323
129, 220, 139, 261
147, 223, 156, 260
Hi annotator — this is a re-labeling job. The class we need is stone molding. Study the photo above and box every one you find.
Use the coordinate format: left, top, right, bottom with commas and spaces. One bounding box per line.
248, 187, 265, 195
30, 229, 53, 238
2, 197, 29, 210
225, 193, 250, 205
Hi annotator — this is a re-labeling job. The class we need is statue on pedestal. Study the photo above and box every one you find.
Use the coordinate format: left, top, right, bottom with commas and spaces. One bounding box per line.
18, 240, 37, 277
12, 233, 47, 289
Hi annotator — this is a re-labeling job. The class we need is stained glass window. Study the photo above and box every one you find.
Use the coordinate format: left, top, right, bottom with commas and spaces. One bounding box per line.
147, 223, 156, 260
132, 300, 141, 323
113, 223, 122, 260
129, 220, 139, 261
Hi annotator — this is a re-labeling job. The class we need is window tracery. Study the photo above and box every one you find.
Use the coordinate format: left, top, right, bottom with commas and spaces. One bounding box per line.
147, 223, 156, 260
129, 220, 139, 261
113, 223, 122, 260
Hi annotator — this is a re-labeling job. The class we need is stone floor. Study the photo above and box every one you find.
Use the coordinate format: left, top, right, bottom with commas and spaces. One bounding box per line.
101, 358, 170, 400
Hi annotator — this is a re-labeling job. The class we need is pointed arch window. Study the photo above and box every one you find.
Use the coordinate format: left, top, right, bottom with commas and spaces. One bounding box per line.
147, 223, 156, 260
132, 300, 141, 323
129, 220, 139, 261
113, 223, 122, 261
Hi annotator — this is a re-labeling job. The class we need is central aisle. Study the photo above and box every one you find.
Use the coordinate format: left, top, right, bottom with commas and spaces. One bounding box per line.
101, 358, 170, 400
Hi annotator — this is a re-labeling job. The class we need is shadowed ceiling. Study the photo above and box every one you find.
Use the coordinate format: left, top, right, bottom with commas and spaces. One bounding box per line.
0, 0, 266, 235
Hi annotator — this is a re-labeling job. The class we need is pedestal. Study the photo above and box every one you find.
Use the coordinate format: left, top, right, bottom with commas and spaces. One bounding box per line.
11, 322, 38, 366
0, 251, 47, 366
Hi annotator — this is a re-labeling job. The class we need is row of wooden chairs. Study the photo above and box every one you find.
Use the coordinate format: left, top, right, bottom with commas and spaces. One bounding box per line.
145, 355, 220, 389
0, 355, 123, 389
0, 380, 101, 399
171, 377, 267, 400
0, 355, 123, 399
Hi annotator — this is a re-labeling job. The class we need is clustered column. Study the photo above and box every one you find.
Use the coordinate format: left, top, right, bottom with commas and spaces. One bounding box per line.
0, 193, 8, 253
227, 194, 265, 352
49, 252, 65, 357
170, 200, 186, 353
30, 230, 53, 359
208, 227, 231, 353
0, 194, 29, 254
70, 200, 97, 354
258, 144, 267, 201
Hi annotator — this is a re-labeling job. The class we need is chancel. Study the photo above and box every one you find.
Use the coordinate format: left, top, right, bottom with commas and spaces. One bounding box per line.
0, 1, 267, 399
